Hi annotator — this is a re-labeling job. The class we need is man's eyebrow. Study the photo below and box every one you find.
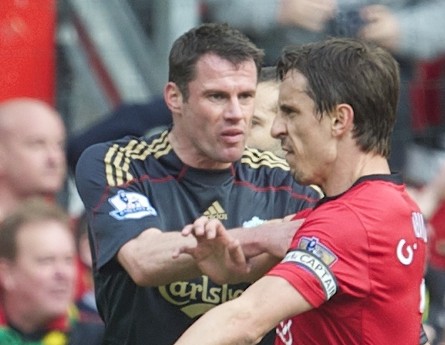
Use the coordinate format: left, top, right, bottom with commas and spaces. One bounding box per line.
279, 104, 294, 113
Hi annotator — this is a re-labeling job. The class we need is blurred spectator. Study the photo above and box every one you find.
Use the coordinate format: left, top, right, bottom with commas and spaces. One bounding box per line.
204, 0, 445, 172
410, 55, 445, 137
0, 98, 67, 220
248, 66, 283, 156
0, 198, 103, 344
409, 163, 445, 221
0, 98, 104, 342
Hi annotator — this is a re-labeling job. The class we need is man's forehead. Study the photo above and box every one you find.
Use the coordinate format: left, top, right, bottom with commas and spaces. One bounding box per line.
1, 123, 66, 146
281, 69, 307, 85
196, 54, 257, 76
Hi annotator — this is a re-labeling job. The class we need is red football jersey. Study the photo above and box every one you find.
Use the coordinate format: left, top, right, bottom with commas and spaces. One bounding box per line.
269, 175, 427, 345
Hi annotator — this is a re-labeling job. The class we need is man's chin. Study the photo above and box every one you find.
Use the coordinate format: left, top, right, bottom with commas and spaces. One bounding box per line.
37, 185, 63, 196
221, 146, 245, 162
290, 169, 309, 185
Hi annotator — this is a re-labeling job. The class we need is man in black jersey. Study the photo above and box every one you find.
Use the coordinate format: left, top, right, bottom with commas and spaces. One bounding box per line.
75, 22, 320, 345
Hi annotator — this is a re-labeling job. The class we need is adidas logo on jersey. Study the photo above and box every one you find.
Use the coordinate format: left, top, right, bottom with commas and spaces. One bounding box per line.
203, 201, 227, 220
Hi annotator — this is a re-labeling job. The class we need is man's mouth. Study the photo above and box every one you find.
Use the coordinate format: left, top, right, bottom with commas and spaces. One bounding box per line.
221, 129, 244, 144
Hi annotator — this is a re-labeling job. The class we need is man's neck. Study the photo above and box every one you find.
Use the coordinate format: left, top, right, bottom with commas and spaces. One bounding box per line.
322, 153, 390, 197
2, 300, 47, 335
0, 189, 22, 223
0, 187, 56, 223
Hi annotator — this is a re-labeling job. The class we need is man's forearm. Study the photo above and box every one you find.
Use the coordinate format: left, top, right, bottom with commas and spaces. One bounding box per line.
230, 219, 302, 258
119, 228, 202, 286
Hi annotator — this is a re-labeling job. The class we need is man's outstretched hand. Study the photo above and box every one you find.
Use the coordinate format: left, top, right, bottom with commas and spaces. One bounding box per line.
172, 216, 251, 284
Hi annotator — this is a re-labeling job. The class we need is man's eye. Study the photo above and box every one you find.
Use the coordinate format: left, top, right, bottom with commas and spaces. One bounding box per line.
239, 93, 254, 100
280, 106, 296, 118
240, 94, 255, 105
209, 94, 225, 101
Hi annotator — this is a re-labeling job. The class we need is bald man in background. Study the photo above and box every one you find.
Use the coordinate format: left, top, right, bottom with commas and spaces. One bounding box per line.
0, 98, 67, 221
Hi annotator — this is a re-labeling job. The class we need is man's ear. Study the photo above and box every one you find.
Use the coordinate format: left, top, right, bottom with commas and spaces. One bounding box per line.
164, 82, 183, 114
331, 103, 354, 136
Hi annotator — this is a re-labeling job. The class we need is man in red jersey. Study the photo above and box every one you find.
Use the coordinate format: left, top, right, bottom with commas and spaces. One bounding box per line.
173, 37, 428, 345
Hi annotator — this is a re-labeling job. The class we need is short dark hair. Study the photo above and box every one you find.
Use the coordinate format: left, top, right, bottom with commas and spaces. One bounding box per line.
0, 198, 70, 260
168, 22, 264, 100
277, 37, 400, 158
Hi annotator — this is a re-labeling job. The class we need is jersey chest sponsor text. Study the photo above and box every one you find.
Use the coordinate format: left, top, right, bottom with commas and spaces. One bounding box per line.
158, 275, 244, 318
